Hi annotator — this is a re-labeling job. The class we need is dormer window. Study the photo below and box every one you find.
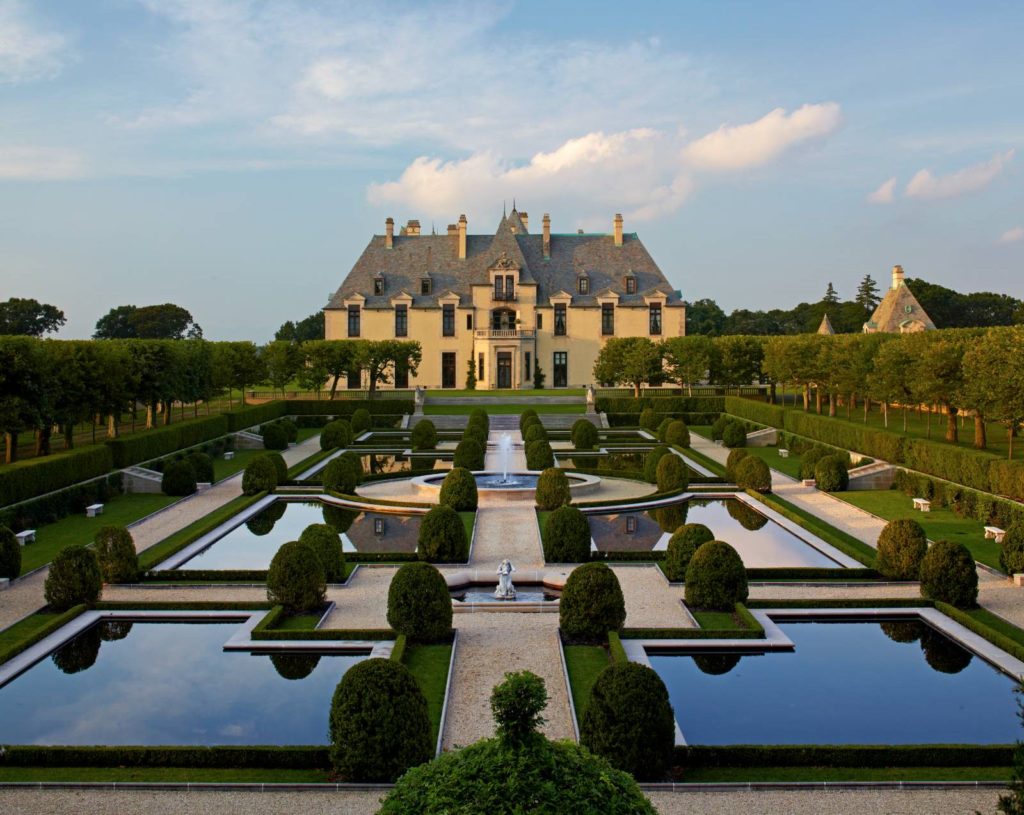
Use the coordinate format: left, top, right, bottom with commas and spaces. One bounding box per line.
625, 275, 636, 295
420, 277, 432, 296
578, 276, 590, 295
374, 276, 385, 296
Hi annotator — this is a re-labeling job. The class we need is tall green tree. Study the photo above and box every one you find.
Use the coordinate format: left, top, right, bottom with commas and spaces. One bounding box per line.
683, 299, 727, 335
212, 341, 265, 407
0, 298, 66, 336
0, 337, 45, 462
963, 327, 1024, 457
94, 304, 202, 339
360, 340, 422, 398
710, 336, 764, 389
300, 340, 362, 399
661, 336, 713, 395
275, 312, 325, 342
822, 282, 840, 305
592, 337, 663, 398
262, 341, 305, 397
855, 274, 881, 313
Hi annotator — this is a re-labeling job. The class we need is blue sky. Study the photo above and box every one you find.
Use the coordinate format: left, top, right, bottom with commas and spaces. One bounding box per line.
1, 0, 1021, 340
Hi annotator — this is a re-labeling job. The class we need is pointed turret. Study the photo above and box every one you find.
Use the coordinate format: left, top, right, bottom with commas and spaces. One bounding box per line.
817, 313, 835, 335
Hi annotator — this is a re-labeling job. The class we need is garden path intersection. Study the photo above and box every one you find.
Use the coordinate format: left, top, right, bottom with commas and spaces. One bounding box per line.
0, 423, 1020, 814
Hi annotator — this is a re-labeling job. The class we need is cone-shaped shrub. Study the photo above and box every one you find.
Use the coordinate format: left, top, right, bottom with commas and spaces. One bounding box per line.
95, 525, 139, 583
186, 451, 214, 483
919, 540, 978, 609
875, 519, 928, 580
735, 456, 771, 493
439, 467, 478, 511
321, 419, 353, 450
323, 456, 358, 494
298, 523, 345, 582
643, 445, 670, 483
418, 505, 469, 562
656, 418, 672, 442
639, 408, 658, 432
684, 540, 748, 611
45, 545, 102, 610
350, 408, 372, 434
280, 418, 298, 442
655, 453, 689, 492
571, 420, 599, 450
814, 454, 849, 492
242, 455, 278, 495
721, 421, 746, 448
799, 447, 829, 480
387, 562, 452, 642
469, 407, 489, 433
266, 451, 288, 484
559, 562, 626, 641
725, 448, 750, 482
341, 450, 364, 485
0, 526, 21, 580
664, 420, 690, 448
161, 459, 197, 497
536, 468, 571, 510
453, 438, 484, 470
261, 422, 288, 451
266, 540, 326, 614
524, 423, 548, 444
411, 419, 438, 451
526, 439, 554, 470
710, 415, 728, 441
519, 409, 539, 433
543, 505, 591, 563
663, 523, 714, 582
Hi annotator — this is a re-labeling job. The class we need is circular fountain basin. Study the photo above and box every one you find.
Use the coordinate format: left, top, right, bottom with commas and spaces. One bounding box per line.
412, 470, 600, 500
445, 570, 567, 611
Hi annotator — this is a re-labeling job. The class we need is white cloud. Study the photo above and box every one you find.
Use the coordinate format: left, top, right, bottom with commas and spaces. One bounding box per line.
0, 0, 67, 83
0, 145, 85, 179
999, 227, 1024, 244
867, 177, 896, 204
682, 103, 842, 171
905, 149, 1014, 200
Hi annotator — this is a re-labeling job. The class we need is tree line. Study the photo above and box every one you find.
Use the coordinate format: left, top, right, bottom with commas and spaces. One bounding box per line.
0, 337, 421, 463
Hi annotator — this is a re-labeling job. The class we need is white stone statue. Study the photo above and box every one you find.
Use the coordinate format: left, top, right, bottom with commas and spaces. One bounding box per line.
414, 386, 425, 409
495, 558, 517, 599
585, 384, 596, 414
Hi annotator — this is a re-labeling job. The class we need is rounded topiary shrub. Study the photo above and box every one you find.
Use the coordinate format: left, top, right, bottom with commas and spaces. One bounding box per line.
341, 450, 364, 485
799, 447, 829, 480
519, 409, 539, 432
453, 438, 484, 471
875, 519, 928, 580
242, 454, 279, 495
411, 419, 438, 451
664, 420, 690, 448
580, 662, 675, 781
267, 540, 326, 613
45, 545, 102, 611
814, 454, 849, 492
262, 422, 289, 451
350, 408, 372, 434
298, 523, 345, 582
571, 419, 598, 450
524, 423, 548, 444
919, 540, 978, 609
655, 453, 689, 492
643, 445, 670, 483
536, 468, 571, 510
639, 408, 659, 432
735, 456, 771, 493
0, 526, 21, 580
469, 408, 489, 432
721, 421, 746, 448
322, 456, 358, 494
387, 562, 453, 642
998, 522, 1024, 575
161, 459, 197, 497
543, 505, 591, 563
439, 467, 478, 511
320, 419, 354, 450
187, 451, 214, 483
266, 451, 288, 484
418, 505, 469, 563
329, 658, 433, 782
725, 448, 750, 482
466, 419, 488, 442
685, 540, 748, 611
656, 418, 673, 443
94, 525, 138, 583
280, 418, 298, 443
526, 440, 554, 471
663, 523, 714, 582
559, 562, 626, 641
710, 415, 729, 441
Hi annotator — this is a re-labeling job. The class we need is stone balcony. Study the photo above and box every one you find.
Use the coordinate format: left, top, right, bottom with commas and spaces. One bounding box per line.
474, 329, 536, 340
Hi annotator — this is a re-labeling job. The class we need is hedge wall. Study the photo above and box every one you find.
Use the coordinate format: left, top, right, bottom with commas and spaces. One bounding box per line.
106, 415, 230, 468
0, 745, 328, 769
605, 412, 719, 427
225, 402, 286, 431
596, 396, 724, 415
900, 437, 994, 495
722, 397, 786, 429
676, 744, 1012, 768
287, 399, 414, 417
0, 473, 121, 530
0, 445, 114, 509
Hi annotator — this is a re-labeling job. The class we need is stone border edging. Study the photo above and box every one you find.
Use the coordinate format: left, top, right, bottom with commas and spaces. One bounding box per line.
556, 633, 581, 743
435, 629, 459, 757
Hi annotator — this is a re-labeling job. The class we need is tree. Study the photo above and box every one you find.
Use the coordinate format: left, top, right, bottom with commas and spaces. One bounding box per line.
906, 277, 1023, 329
855, 274, 881, 313
212, 341, 265, 407
684, 298, 727, 335
822, 282, 840, 305
275, 311, 325, 342
300, 340, 362, 399
261, 341, 304, 397
710, 335, 763, 388
361, 340, 422, 398
0, 298, 66, 336
592, 337, 663, 398
0, 336, 46, 462
661, 336, 713, 395
94, 304, 202, 339
963, 326, 1024, 457
465, 357, 476, 390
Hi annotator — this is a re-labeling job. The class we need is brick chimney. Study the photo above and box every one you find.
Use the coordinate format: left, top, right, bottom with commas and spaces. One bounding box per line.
458, 214, 467, 260
613, 213, 623, 247
542, 213, 551, 259
405, 219, 420, 236
385, 217, 394, 249
519, 211, 528, 231
892, 264, 904, 290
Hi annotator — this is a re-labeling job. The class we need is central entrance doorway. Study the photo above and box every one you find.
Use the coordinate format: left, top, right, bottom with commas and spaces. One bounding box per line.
496, 352, 512, 388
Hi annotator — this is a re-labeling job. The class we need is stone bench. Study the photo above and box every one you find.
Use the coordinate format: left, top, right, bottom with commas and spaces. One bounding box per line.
912, 497, 931, 512
985, 526, 1006, 544
16, 530, 36, 546
778, 449, 790, 459
224, 451, 235, 461
801, 478, 816, 487
86, 503, 104, 518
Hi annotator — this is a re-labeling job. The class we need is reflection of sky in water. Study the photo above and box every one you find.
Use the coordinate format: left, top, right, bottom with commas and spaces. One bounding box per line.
651, 620, 1019, 745
0, 621, 362, 745
589, 499, 840, 567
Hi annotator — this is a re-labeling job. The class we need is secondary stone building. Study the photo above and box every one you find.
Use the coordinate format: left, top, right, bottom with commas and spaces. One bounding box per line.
863, 265, 936, 334
325, 208, 685, 389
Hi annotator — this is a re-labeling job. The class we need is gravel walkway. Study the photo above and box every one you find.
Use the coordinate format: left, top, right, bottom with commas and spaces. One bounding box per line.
612, 565, 692, 628
646, 787, 1001, 814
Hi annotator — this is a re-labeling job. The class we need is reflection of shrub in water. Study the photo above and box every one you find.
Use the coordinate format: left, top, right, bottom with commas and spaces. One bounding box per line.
654, 504, 688, 533
880, 620, 922, 644
269, 652, 321, 680
726, 500, 768, 531
99, 620, 133, 642
323, 506, 358, 534
246, 502, 287, 536
51, 625, 102, 675
411, 457, 437, 472
920, 627, 973, 674
693, 653, 741, 675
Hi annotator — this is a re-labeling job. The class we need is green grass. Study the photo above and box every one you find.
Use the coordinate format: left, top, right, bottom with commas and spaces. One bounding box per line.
678, 766, 1012, 783
0, 611, 64, 654
425, 404, 585, 415
18, 493, 178, 575
404, 643, 453, 745
966, 607, 1024, 649
211, 448, 264, 481
835, 489, 1001, 569
429, 388, 586, 397
273, 613, 322, 631
692, 609, 745, 629
0, 767, 328, 782
742, 446, 803, 479
564, 645, 610, 718
460, 511, 476, 547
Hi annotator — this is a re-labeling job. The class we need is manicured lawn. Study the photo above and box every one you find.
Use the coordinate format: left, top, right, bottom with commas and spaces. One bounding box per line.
679, 766, 1011, 783
18, 493, 178, 575
835, 489, 1001, 569
296, 427, 321, 443
211, 448, 263, 481
742, 446, 803, 479
0, 611, 64, 656
460, 511, 475, 546
692, 609, 744, 630
404, 643, 453, 745
0, 767, 328, 782
274, 613, 322, 631
564, 645, 610, 718
969, 607, 1024, 649
425, 404, 584, 415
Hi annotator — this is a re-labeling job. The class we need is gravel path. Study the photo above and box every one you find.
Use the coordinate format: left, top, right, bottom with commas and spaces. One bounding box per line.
646, 787, 1002, 814
612, 565, 692, 628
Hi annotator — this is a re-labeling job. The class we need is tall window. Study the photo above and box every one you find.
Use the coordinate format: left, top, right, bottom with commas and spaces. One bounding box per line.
442, 352, 456, 389
374, 277, 385, 296
347, 369, 361, 389
553, 352, 568, 388
578, 277, 590, 295
554, 304, 567, 336
625, 276, 636, 295
494, 277, 503, 299
601, 303, 614, 335
347, 305, 360, 337
536, 313, 543, 330
649, 304, 662, 335
466, 313, 473, 330
505, 275, 515, 299
478, 353, 485, 382
442, 304, 455, 336
524, 351, 531, 382
394, 364, 409, 389
394, 304, 408, 337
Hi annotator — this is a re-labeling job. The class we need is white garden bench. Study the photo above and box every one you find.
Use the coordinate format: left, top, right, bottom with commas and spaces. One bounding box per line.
86, 503, 104, 518
224, 451, 235, 461
912, 498, 931, 512
985, 526, 1006, 544
15, 530, 35, 546
778, 449, 790, 458
801, 478, 816, 487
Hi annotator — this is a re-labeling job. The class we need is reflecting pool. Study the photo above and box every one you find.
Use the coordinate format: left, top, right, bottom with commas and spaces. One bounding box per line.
650, 619, 1019, 745
359, 453, 452, 475
172, 501, 421, 570
0, 620, 364, 745
587, 498, 841, 567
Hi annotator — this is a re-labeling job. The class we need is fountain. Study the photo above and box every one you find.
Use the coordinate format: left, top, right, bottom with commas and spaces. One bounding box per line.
495, 558, 516, 599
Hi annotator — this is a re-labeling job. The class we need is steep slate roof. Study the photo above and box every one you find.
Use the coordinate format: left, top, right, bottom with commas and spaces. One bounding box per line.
863, 281, 936, 333
326, 208, 682, 310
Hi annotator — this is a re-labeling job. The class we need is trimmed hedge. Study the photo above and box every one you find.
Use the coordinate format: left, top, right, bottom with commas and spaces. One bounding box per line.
161, 459, 197, 497
559, 562, 626, 641
664, 420, 690, 448
0, 744, 329, 770
411, 420, 438, 451
439, 467, 478, 511
350, 408, 372, 434
526, 439, 555, 470
45, 545, 102, 610
0, 445, 114, 509
298, 523, 345, 582
734, 456, 771, 493
725, 448, 750, 482
453, 438, 485, 471
387, 561, 453, 642
95, 525, 139, 583
535, 468, 571, 510
721, 421, 746, 448
107, 415, 229, 468
663, 523, 714, 582
323, 456, 359, 494
656, 453, 689, 492
919, 540, 978, 609
675, 744, 1013, 769
643, 446, 671, 483
261, 422, 289, 451
684, 541, 748, 611
814, 454, 849, 492
595, 396, 724, 415
875, 519, 928, 580
418, 505, 469, 563
571, 420, 599, 450
543, 505, 591, 563
0, 525, 21, 579
321, 419, 354, 450
186, 451, 214, 483
266, 540, 326, 613
1000, 522, 1024, 575
242, 455, 279, 495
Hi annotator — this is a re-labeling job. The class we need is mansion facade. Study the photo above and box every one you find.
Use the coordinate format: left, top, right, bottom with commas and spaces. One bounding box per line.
324, 208, 686, 389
